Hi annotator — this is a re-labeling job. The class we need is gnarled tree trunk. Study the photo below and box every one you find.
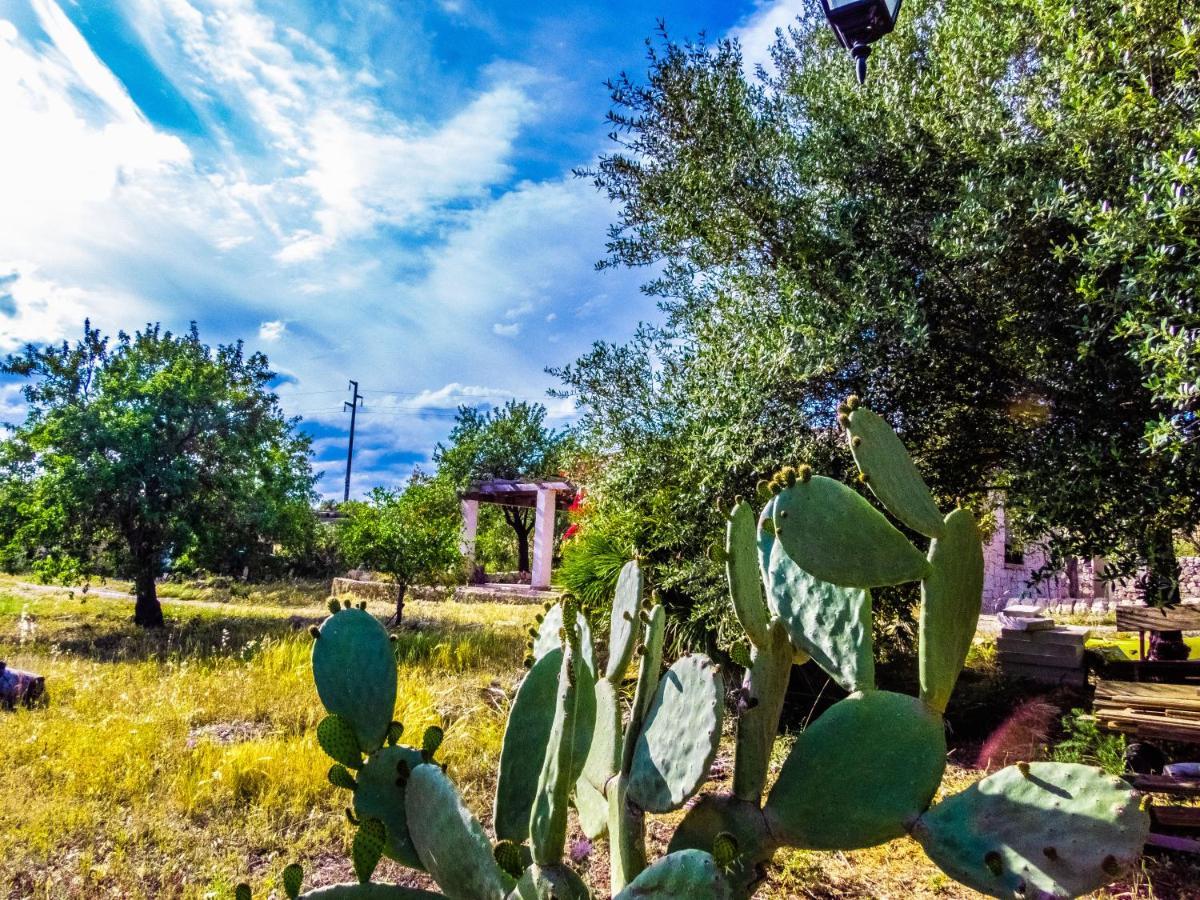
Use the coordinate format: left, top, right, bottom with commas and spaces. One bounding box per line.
503, 507, 534, 574
1142, 525, 1181, 608
133, 567, 164, 628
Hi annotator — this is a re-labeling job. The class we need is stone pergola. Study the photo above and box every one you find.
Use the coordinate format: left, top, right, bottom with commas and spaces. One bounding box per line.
459, 479, 575, 590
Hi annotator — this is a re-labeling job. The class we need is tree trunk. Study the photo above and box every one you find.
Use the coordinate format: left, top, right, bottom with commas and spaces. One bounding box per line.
388, 582, 408, 628
133, 567, 164, 628
1142, 525, 1181, 608
504, 507, 534, 574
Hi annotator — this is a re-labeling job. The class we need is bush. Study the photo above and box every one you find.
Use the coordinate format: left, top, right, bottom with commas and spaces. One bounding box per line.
1051, 709, 1126, 776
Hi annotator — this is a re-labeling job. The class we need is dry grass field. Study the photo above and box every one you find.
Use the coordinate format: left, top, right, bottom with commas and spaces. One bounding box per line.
0, 578, 1193, 898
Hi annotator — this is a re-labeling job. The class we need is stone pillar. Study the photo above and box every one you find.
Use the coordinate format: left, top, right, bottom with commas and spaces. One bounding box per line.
460, 499, 479, 561
531, 488, 558, 590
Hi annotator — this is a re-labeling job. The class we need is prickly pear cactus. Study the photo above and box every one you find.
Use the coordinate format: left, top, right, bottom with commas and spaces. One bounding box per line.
237, 400, 1144, 900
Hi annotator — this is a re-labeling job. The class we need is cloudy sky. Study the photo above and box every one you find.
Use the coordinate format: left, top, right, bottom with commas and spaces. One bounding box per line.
0, 0, 803, 498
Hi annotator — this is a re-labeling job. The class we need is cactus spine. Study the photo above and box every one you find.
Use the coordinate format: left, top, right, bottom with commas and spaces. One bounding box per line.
241, 403, 1144, 900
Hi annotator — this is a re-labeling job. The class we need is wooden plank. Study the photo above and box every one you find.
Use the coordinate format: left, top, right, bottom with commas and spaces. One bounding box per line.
1133, 775, 1200, 797
1094, 659, 1200, 683
1146, 833, 1200, 853
1096, 681, 1200, 700
1117, 605, 1200, 632
1100, 720, 1200, 743
1149, 805, 1200, 830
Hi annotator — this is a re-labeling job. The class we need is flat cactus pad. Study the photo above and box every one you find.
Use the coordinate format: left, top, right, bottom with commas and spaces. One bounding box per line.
605, 560, 644, 681
771, 475, 931, 588
766, 539, 874, 693
912, 762, 1149, 899
726, 500, 772, 648
613, 849, 732, 900
494, 647, 564, 842
406, 764, 510, 900
312, 609, 397, 752
919, 507, 984, 713
846, 407, 946, 539
354, 746, 426, 869
765, 691, 946, 849
628, 655, 724, 813
669, 793, 775, 896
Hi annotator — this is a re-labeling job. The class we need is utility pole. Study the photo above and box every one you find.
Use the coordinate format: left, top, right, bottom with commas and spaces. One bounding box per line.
343, 380, 363, 503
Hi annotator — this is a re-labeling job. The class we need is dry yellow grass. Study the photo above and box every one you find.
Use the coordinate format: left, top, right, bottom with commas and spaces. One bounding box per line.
0, 580, 1189, 899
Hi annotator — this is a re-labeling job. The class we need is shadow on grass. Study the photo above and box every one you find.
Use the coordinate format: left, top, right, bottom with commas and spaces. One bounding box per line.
2, 609, 325, 663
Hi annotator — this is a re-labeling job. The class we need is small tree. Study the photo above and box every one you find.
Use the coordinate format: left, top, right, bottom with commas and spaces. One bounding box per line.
0, 322, 315, 627
336, 475, 460, 625
434, 401, 573, 573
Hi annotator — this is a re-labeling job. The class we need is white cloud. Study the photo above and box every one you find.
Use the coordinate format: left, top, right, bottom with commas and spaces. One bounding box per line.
258, 319, 286, 341
505, 301, 534, 319
545, 312, 557, 323
729, 1, 809, 73
492, 322, 521, 337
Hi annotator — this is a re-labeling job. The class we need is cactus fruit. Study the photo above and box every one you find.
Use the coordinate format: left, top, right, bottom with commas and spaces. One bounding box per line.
236, 884, 251, 900
845, 407, 946, 539
771, 475, 932, 588
725, 501, 772, 649
495, 648, 564, 842
318, 714, 364, 770
352, 819, 386, 884
313, 608, 398, 752
421, 725, 444, 760
493, 841, 525, 879
764, 691, 946, 849
766, 539, 874, 693
353, 746, 426, 869
912, 762, 1149, 899
406, 763, 511, 900
628, 655, 724, 813
919, 508, 985, 712
605, 561, 644, 682
613, 850, 732, 900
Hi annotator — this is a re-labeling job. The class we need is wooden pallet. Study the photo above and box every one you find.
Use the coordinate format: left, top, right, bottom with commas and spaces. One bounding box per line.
1094, 680, 1200, 744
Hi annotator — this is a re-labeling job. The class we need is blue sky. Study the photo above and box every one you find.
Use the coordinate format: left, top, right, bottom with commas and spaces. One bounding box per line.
0, 0, 804, 498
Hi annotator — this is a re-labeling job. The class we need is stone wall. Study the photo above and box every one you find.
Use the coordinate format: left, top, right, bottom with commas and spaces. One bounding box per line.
981, 502, 1200, 612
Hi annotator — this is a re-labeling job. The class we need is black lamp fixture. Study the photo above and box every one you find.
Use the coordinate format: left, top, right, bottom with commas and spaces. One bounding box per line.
817, 0, 903, 84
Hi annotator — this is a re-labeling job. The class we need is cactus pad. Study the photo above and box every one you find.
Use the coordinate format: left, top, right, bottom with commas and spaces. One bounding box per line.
282, 863, 304, 900
574, 776, 609, 840
296, 886, 444, 899
628, 654, 724, 813
318, 714, 364, 770
765, 691, 946, 849
726, 500, 772, 648
846, 407, 946, 539
352, 819, 386, 884
733, 621, 794, 802
913, 762, 1149, 899
328, 763, 358, 791
669, 794, 775, 895
494, 648, 563, 842
612, 850, 732, 900
919, 508, 984, 713
406, 763, 510, 900
313, 609, 398, 752
605, 560, 643, 682
771, 475, 932, 588
534, 604, 595, 674
766, 539, 874, 693
354, 745, 426, 869
236, 885, 251, 900
580, 676, 620, 795
506, 864, 590, 900
530, 646, 596, 865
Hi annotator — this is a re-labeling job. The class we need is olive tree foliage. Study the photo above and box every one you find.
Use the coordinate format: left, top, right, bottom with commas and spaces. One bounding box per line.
433, 401, 573, 574
335, 474, 461, 624
0, 322, 317, 626
555, 0, 1200, 640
